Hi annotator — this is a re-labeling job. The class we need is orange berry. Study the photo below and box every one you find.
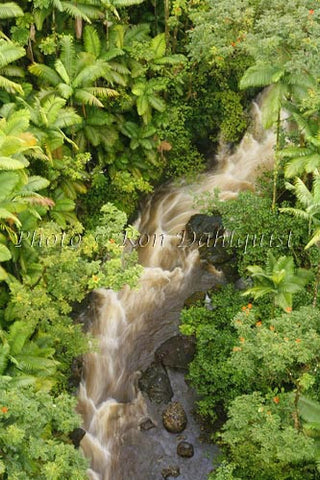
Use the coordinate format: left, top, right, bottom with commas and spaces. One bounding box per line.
233, 346, 242, 352
256, 321, 262, 327
239, 337, 245, 343
273, 396, 280, 404
241, 306, 247, 311
1, 407, 8, 413
295, 338, 301, 343
285, 306, 292, 313
247, 303, 253, 309
309, 9, 315, 14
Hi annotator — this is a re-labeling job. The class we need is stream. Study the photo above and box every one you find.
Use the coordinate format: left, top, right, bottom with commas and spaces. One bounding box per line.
77, 102, 275, 480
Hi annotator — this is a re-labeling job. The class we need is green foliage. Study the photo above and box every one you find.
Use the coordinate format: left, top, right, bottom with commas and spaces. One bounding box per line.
0, 381, 88, 479
196, 190, 311, 275
244, 252, 313, 310
229, 306, 320, 392
0, 39, 25, 95
281, 171, 320, 249
180, 285, 243, 420
220, 392, 317, 480
0, 2, 23, 19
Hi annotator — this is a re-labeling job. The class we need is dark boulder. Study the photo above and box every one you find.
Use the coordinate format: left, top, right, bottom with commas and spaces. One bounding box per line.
155, 335, 196, 371
70, 427, 86, 448
187, 214, 223, 239
139, 362, 173, 404
68, 356, 83, 390
177, 441, 194, 458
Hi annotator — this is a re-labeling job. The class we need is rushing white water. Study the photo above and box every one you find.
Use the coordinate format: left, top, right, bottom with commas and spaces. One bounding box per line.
77, 103, 275, 480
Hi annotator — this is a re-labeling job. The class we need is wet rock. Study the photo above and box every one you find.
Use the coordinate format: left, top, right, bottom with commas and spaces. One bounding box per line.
68, 356, 83, 390
187, 214, 237, 283
162, 402, 187, 433
139, 362, 173, 404
70, 427, 86, 448
187, 214, 223, 238
155, 335, 196, 371
139, 419, 156, 431
234, 277, 253, 291
177, 441, 194, 458
161, 465, 180, 478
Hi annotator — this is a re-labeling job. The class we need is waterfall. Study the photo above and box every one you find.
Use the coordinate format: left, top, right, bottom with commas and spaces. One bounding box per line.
77, 102, 275, 480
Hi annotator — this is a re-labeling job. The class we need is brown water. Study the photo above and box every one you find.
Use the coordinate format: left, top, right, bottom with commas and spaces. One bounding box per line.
78, 103, 275, 480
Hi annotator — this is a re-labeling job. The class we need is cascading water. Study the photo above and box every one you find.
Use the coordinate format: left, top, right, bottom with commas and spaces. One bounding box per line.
77, 102, 275, 480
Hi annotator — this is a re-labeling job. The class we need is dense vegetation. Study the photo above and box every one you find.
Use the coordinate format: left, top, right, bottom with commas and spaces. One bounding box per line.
1, 0, 320, 478
179, 1, 320, 477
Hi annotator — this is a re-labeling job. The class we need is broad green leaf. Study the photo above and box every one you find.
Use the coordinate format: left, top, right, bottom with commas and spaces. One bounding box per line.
0, 244, 11, 262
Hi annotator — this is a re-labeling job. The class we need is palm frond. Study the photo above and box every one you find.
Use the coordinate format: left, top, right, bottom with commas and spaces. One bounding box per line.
0, 74, 23, 94
293, 177, 313, 207
53, 108, 82, 128
0, 65, 24, 77
0, 2, 23, 19
73, 88, 104, 107
72, 61, 108, 87
261, 83, 284, 128
0, 40, 25, 69
60, 1, 93, 22
239, 65, 285, 89
124, 23, 150, 45
59, 35, 76, 79
54, 59, 70, 85
279, 207, 311, 222
113, 0, 145, 5
84, 25, 101, 57
0, 156, 25, 169
305, 227, 320, 249
29, 63, 61, 86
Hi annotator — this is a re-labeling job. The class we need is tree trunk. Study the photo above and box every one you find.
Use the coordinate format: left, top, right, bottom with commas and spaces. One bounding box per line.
164, 0, 170, 51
